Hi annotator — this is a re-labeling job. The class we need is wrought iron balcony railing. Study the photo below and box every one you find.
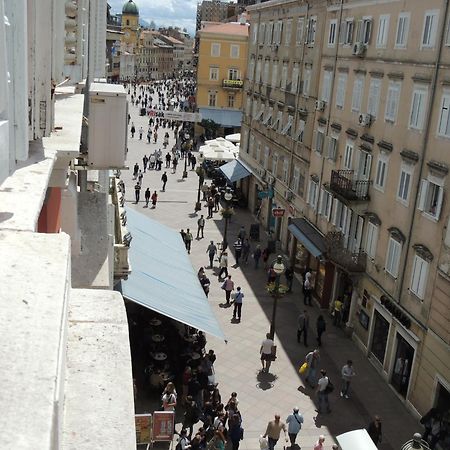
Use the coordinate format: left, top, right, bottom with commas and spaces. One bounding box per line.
330, 170, 371, 201
325, 231, 367, 273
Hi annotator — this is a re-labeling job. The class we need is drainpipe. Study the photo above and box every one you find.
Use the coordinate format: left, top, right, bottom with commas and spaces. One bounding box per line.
396, 0, 450, 304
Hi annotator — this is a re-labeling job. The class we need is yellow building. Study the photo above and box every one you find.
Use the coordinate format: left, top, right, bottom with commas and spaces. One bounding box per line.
121, 0, 139, 51
197, 21, 249, 135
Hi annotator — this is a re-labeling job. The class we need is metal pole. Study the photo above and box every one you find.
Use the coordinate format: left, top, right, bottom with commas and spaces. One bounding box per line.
269, 275, 280, 339
223, 216, 229, 251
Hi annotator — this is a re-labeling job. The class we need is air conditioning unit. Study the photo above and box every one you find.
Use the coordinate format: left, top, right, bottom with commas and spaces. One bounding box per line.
284, 190, 294, 201
352, 42, 366, 56
315, 100, 326, 111
359, 113, 372, 127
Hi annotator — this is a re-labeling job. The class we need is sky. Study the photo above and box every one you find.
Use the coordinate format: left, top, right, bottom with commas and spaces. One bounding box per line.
109, 0, 236, 37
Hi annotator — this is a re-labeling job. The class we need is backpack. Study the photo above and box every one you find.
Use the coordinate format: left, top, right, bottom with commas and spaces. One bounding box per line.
325, 378, 334, 394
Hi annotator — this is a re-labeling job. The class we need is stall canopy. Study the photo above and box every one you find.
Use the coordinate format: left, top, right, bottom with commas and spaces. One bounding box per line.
288, 218, 326, 258
219, 159, 252, 183
336, 430, 378, 450
199, 140, 238, 161
121, 207, 226, 340
224, 133, 241, 144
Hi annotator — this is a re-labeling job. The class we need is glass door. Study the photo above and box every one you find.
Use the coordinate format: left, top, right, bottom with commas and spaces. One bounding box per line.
370, 310, 390, 364
391, 333, 414, 398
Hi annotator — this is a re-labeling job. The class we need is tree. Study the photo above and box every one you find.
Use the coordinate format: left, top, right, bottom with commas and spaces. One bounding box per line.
200, 119, 219, 140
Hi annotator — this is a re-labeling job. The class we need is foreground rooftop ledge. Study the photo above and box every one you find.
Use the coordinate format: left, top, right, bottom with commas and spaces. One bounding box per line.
0, 89, 84, 232
63, 289, 135, 450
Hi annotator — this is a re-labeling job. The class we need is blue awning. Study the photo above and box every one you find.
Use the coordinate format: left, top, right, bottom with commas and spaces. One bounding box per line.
219, 159, 252, 183
288, 218, 326, 258
121, 207, 226, 340
198, 108, 242, 127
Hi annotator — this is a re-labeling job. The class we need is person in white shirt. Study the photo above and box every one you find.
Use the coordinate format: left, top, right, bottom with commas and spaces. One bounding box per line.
260, 333, 275, 373
316, 369, 331, 414
341, 360, 356, 399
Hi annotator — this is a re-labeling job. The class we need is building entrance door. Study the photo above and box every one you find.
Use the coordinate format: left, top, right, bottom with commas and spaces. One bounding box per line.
391, 333, 414, 398
370, 310, 389, 364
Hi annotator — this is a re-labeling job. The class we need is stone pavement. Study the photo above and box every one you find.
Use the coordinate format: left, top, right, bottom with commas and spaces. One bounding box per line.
122, 87, 420, 449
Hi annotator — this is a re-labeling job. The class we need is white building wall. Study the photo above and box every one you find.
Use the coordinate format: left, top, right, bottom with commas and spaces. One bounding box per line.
89, 0, 107, 79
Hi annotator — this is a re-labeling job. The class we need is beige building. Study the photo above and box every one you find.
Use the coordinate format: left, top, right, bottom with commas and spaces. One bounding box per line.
242, 0, 450, 427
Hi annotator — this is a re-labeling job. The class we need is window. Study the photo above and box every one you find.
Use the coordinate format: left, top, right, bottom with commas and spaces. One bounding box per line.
292, 64, 299, 93
303, 68, 311, 97
308, 179, 319, 209
409, 87, 428, 130
262, 106, 273, 125
319, 188, 333, 219
266, 22, 274, 44
248, 134, 254, 154
327, 136, 338, 161
248, 58, 255, 81
211, 43, 221, 57
446, 20, 450, 46
374, 154, 388, 191
410, 255, 429, 299
246, 96, 251, 115
314, 130, 325, 154
256, 59, 262, 83
228, 68, 239, 80
263, 60, 270, 84
306, 16, 317, 45
271, 62, 278, 87
281, 115, 293, 136
272, 153, 278, 176
282, 158, 289, 183
336, 74, 347, 109
227, 95, 235, 108
285, 19, 292, 46
418, 178, 444, 220
351, 76, 364, 112
273, 111, 283, 132
292, 166, 300, 193
365, 222, 378, 259
296, 18, 305, 45
230, 44, 240, 58
331, 199, 344, 229
274, 20, 283, 45
342, 18, 354, 45
386, 237, 402, 278
356, 150, 372, 180
281, 63, 288, 90
321, 71, 332, 103
252, 23, 258, 44
209, 67, 219, 80
255, 142, 261, 162
437, 92, 450, 137
296, 119, 305, 142
263, 146, 270, 169
208, 91, 217, 107
395, 13, 410, 48
385, 81, 401, 122
376, 15, 390, 48
422, 10, 439, 48
343, 142, 353, 169
357, 17, 372, 45
328, 19, 337, 47
397, 164, 413, 204
259, 23, 266, 43
367, 78, 381, 118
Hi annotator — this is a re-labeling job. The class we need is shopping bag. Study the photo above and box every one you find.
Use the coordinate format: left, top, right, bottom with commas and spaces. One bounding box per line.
299, 362, 308, 374
259, 435, 269, 450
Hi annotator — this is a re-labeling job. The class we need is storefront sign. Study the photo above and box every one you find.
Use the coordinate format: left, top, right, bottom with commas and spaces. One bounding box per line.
147, 109, 201, 123
272, 208, 285, 217
135, 414, 152, 444
152, 411, 175, 442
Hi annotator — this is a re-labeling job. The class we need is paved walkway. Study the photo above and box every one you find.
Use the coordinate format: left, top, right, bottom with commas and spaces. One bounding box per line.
122, 86, 420, 450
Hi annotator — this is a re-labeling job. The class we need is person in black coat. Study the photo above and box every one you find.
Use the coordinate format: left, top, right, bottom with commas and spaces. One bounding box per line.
367, 415, 382, 447
316, 315, 326, 347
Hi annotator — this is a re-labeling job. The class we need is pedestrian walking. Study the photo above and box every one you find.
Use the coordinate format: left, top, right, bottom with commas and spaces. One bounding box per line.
144, 187, 151, 207
297, 310, 309, 346
147, 128, 152, 143
180, 229, 186, 245
285, 407, 304, 448
133, 162, 139, 179
233, 238, 243, 265
285, 266, 294, 292
221, 275, 234, 305
161, 382, 177, 411
237, 226, 246, 241
130, 122, 136, 138
190, 155, 196, 170
197, 215, 205, 239
303, 271, 313, 305
232, 287, 244, 321
184, 228, 193, 253
218, 252, 228, 280
138, 170, 143, 185
176, 428, 191, 450
143, 155, 148, 172
316, 315, 326, 347
333, 297, 343, 326
151, 190, 158, 208
207, 197, 214, 218
340, 360, 356, 399
263, 414, 288, 450
200, 274, 211, 297
260, 333, 275, 373
253, 245, 262, 269
313, 435, 326, 450
139, 126, 144, 140
206, 241, 217, 268
228, 413, 243, 450
134, 183, 141, 203
316, 369, 332, 414
214, 191, 221, 212
165, 152, 171, 168
262, 247, 270, 269
242, 239, 250, 264
366, 416, 382, 447
161, 172, 168, 191
172, 157, 178, 173
304, 349, 320, 387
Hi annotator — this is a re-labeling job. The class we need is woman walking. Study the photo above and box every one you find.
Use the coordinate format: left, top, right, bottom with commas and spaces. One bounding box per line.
218, 251, 228, 280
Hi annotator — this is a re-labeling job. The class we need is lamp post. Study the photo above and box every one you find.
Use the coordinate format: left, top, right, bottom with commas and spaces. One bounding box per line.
269, 255, 286, 340
401, 433, 430, 450
195, 165, 205, 212
222, 188, 233, 251
182, 143, 188, 179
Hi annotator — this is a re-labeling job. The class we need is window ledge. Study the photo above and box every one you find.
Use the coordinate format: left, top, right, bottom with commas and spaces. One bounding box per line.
421, 211, 439, 223
407, 288, 424, 302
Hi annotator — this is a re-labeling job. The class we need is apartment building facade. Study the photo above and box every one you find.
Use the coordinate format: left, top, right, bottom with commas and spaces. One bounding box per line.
242, 0, 449, 423
197, 21, 249, 135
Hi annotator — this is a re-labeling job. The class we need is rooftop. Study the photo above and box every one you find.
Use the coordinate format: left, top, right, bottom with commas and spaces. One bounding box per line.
200, 22, 249, 37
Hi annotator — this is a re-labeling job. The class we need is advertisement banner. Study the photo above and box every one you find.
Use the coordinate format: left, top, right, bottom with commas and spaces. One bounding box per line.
152, 411, 175, 442
135, 414, 152, 445
147, 109, 201, 123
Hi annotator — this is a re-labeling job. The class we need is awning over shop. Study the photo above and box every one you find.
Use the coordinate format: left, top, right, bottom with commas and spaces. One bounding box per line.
121, 207, 226, 340
288, 218, 326, 258
198, 108, 242, 127
219, 159, 252, 183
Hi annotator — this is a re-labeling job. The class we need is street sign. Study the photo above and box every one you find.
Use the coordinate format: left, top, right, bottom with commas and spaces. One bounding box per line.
147, 109, 201, 123
272, 208, 285, 217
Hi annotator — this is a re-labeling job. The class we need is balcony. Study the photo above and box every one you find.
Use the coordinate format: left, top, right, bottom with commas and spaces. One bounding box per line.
222, 79, 244, 90
330, 170, 371, 201
325, 231, 367, 273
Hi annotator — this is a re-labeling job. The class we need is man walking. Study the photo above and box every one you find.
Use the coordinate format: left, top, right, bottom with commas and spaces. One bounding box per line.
285, 407, 304, 449
316, 369, 331, 414
139, 126, 144, 140
242, 239, 250, 264
260, 333, 274, 373
144, 187, 151, 207
218, 251, 228, 280
233, 237, 243, 265
134, 182, 141, 203
143, 154, 148, 172
221, 275, 234, 305
340, 360, 356, 399
161, 172, 168, 191
151, 190, 158, 209
184, 228, 193, 254
263, 414, 288, 450
285, 266, 294, 292
297, 310, 309, 346
303, 271, 312, 305
206, 241, 217, 268
197, 215, 205, 239
232, 286, 244, 322
207, 197, 214, 218
304, 349, 320, 387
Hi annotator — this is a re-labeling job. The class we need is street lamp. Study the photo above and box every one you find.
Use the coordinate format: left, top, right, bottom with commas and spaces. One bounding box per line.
182, 142, 188, 179
221, 188, 233, 251
195, 165, 205, 212
269, 255, 286, 339
401, 433, 430, 450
